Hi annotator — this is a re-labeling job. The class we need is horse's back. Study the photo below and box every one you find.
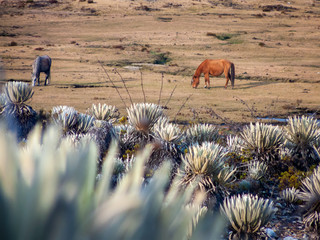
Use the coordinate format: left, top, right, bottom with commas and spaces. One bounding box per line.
36, 55, 51, 72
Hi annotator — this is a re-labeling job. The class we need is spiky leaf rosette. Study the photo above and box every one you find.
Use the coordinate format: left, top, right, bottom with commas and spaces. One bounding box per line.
76, 113, 95, 134
226, 135, 244, 155
88, 120, 117, 169
1, 82, 37, 140
127, 103, 164, 135
180, 142, 234, 193
240, 122, 284, 172
280, 187, 300, 204
185, 123, 220, 146
87, 103, 120, 122
51, 105, 78, 134
299, 166, 320, 232
247, 161, 268, 181
284, 115, 320, 169
3, 81, 34, 105
0, 93, 7, 114
220, 194, 276, 239
151, 120, 185, 167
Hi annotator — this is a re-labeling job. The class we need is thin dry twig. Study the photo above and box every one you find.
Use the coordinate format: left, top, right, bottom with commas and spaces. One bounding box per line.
97, 60, 127, 109
113, 68, 133, 106
203, 107, 233, 125
233, 95, 257, 118
139, 69, 146, 103
174, 94, 192, 123
158, 72, 164, 106
164, 85, 177, 108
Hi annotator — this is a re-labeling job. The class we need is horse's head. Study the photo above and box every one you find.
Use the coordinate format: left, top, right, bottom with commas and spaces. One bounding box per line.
31, 72, 36, 86
191, 75, 199, 88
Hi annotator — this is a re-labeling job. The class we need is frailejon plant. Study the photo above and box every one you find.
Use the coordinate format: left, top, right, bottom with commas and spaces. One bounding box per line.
87, 103, 120, 122
284, 115, 320, 170
0, 93, 7, 114
226, 135, 244, 155
127, 102, 164, 135
76, 113, 95, 134
151, 120, 185, 167
220, 194, 277, 240
240, 122, 284, 173
185, 123, 220, 146
1, 81, 37, 140
88, 120, 117, 167
299, 166, 320, 233
280, 187, 300, 204
247, 161, 268, 181
51, 105, 78, 134
0, 123, 224, 240
3, 81, 34, 105
180, 142, 236, 194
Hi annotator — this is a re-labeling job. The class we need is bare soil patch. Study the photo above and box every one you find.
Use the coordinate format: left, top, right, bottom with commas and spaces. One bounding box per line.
0, 0, 319, 124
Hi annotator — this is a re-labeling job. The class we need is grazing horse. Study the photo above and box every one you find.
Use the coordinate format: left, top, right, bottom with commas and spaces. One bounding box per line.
31, 55, 52, 86
191, 59, 235, 89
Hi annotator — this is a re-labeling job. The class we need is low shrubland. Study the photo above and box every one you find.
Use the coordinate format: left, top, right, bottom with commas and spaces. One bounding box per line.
0, 81, 320, 239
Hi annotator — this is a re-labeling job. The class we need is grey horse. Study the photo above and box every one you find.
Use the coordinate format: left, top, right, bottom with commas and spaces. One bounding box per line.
31, 55, 52, 86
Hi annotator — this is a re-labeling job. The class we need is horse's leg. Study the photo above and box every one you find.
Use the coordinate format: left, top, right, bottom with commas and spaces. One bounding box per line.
44, 71, 49, 85
37, 73, 40, 86
204, 73, 210, 89
224, 68, 230, 88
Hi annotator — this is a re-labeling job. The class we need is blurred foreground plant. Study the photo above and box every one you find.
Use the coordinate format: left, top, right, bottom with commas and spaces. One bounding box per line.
0, 123, 224, 240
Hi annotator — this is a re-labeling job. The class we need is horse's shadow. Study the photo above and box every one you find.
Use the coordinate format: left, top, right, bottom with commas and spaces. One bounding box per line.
201, 80, 274, 90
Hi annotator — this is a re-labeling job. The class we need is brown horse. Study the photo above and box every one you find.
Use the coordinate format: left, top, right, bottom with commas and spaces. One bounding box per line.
191, 59, 235, 89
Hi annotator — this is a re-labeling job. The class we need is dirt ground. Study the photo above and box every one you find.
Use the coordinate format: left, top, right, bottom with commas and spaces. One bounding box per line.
0, 0, 319, 124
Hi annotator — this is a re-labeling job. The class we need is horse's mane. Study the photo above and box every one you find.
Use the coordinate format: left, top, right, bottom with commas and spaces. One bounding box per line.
194, 59, 207, 77
33, 56, 41, 73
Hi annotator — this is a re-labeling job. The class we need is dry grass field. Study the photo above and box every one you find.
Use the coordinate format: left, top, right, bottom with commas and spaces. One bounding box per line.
0, 0, 319, 124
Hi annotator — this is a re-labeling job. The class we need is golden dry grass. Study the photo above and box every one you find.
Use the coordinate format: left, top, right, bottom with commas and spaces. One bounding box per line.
0, 0, 319, 124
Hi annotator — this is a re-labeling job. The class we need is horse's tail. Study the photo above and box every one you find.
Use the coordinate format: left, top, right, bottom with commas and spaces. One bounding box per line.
47, 56, 52, 84
229, 62, 235, 88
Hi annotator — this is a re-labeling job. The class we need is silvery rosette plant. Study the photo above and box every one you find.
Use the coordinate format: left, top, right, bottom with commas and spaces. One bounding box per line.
280, 187, 300, 204
1, 81, 37, 139
87, 103, 120, 122
299, 166, 320, 233
180, 142, 236, 194
185, 123, 220, 146
0, 93, 7, 114
226, 135, 244, 155
150, 120, 185, 167
51, 105, 78, 134
220, 194, 276, 239
247, 161, 268, 181
76, 113, 95, 134
127, 102, 164, 135
3, 81, 34, 106
240, 122, 284, 173
284, 115, 320, 170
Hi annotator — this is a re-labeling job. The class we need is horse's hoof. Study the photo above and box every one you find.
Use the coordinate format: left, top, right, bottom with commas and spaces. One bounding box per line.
204, 86, 207, 89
